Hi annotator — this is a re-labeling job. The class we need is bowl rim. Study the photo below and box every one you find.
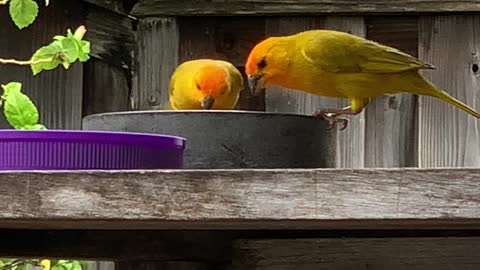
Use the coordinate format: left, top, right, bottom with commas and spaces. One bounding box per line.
0, 129, 186, 148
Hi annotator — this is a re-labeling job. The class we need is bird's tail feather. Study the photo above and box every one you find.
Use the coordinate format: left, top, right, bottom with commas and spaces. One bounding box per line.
413, 74, 480, 118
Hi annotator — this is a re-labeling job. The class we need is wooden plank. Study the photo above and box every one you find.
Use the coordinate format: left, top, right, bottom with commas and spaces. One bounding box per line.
232, 237, 480, 270
264, 17, 365, 168
116, 261, 207, 270
178, 17, 266, 110
0, 230, 234, 261
1, 229, 480, 260
264, 17, 324, 115
0, 1, 84, 129
85, 3, 135, 70
82, 59, 130, 117
364, 16, 419, 167
323, 17, 366, 168
418, 15, 480, 167
131, 0, 480, 16
131, 17, 178, 110
0, 168, 479, 229
83, 0, 135, 15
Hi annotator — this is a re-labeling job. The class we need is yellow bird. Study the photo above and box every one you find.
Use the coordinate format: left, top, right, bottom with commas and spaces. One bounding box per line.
168, 59, 244, 110
245, 29, 480, 129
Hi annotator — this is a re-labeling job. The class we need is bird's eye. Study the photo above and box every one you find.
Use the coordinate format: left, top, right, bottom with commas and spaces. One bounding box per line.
258, 58, 267, 69
196, 82, 201, 90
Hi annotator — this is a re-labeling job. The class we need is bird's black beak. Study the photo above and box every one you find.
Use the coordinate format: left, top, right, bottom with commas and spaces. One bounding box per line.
248, 75, 264, 96
201, 96, 215, 110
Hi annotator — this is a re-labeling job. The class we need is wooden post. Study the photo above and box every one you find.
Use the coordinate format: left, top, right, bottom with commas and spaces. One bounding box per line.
82, 4, 134, 117
364, 17, 419, 168
323, 16, 366, 168
418, 15, 480, 167
132, 17, 179, 110
264, 16, 365, 168
178, 17, 266, 110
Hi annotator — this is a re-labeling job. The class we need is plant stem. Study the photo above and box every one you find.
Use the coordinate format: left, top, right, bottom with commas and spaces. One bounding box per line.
0, 58, 53, 66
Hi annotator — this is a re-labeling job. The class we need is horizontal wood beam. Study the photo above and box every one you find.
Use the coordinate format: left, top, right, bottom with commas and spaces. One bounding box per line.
1, 229, 480, 260
131, 0, 480, 16
233, 237, 480, 269
0, 168, 480, 229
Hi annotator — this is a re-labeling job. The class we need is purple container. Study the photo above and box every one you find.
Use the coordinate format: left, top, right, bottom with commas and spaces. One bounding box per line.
0, 130, 186, 170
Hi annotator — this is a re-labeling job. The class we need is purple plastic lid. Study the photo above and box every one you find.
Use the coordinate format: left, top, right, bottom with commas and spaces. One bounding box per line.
0, 130, 187, 170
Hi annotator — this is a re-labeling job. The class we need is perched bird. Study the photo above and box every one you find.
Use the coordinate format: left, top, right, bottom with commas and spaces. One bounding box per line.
245, 29, 480, 129
168, 59, 244, 110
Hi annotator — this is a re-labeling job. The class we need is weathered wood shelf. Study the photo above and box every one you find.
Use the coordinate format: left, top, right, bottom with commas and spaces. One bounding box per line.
1, 168, 479, 230
131, 0, 480, 16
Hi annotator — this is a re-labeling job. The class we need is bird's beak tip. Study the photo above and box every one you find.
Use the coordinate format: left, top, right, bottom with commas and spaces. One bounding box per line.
201, 96, 215, 110
247, 75, 258, 96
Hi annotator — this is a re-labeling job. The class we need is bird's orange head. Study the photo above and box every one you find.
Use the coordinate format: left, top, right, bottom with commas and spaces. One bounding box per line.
194, 65, 229, 109
245, 37, 290, 95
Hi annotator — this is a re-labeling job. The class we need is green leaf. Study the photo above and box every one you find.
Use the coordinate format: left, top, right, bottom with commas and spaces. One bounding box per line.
30, 42, 63, 75
2, 82, 22, 98
4, 86, 40, 129
9, 0, 39, 29
61, 38, 79, 63
30, 27, 92, 75
20, 124, 47, 130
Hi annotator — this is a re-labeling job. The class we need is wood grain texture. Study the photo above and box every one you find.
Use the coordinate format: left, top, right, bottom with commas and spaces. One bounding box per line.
264, 17, 324, 115
264, 17, 365, 168
418, 15, 480, 167
85, 3, 135, 70
83, 59, 130, 117
84, 0, 136, 15
0, 168, 480, 229
0, 230, 234, 261
116, 261, 207, 270
233, 237, 480, 270
323, 17, 366, 168
0, 1, 84, 129
364, 16, 419, 168
131, 17, 178, 110
1, 229, 480, 260
178, 17, 266, 110
131, 0, 480, 16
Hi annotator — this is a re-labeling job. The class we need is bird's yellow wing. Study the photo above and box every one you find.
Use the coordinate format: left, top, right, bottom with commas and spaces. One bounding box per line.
300, 30, 434, 74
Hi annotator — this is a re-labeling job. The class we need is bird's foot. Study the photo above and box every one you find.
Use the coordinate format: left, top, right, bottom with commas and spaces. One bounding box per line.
313, 110, 349, 130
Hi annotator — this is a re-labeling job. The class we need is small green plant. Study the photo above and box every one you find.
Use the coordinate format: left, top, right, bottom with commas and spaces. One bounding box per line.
0, 1, 90, 130
0, 1, 91, 268
0, 26, 90, 130
0, 259, 83, 270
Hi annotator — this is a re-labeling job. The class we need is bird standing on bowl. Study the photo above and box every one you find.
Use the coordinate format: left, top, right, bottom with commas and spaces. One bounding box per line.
168, 59, 244, 110
245, 29, 480, 129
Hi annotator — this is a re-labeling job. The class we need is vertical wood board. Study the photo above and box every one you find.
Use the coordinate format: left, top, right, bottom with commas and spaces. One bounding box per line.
418, 15, 480, 167
83, 59, 130, 117
178, 17, 266, 111
264, 16, 365, 168
132, 17, 178, 110
364, 17, 419, 168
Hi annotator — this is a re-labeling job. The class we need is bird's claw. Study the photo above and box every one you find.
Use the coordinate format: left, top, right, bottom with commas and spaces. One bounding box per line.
313, 110, 349, 130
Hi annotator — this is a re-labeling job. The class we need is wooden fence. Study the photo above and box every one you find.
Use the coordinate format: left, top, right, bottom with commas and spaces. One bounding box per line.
1, 0, 479, 169
1, 2, 480, 268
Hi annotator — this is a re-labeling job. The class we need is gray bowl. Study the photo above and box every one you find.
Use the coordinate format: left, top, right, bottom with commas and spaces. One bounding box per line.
82, 110, 335, 169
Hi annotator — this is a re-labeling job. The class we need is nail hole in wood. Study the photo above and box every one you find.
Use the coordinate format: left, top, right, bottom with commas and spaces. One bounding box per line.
472, 64, 479, 73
